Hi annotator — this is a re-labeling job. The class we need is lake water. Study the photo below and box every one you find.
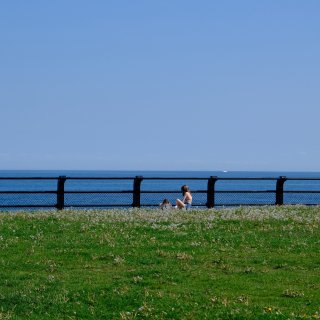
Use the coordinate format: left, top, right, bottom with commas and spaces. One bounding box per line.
1, 170, 320, 209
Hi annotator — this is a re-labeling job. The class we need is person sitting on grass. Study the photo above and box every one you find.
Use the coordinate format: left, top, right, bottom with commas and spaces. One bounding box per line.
176, 185, 192, 209
159, 198, 172, 210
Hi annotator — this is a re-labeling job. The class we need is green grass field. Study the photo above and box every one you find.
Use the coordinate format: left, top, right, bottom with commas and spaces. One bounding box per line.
0, 206, 319, 319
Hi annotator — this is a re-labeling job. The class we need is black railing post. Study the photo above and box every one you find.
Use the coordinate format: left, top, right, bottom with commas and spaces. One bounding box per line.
132, 176, 143, 208
56, 176, 67, 210
206, 176, 217, 208
275, 176, 286, 205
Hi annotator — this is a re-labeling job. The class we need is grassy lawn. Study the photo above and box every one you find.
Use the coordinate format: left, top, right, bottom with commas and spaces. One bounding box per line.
0, 206, 319, 319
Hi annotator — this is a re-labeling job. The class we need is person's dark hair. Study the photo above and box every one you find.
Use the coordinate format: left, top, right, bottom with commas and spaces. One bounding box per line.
162, 198, 170, 204
181, 185, 190, 195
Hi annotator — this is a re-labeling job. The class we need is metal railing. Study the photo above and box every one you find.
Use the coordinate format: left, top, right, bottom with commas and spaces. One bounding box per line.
1, 175, 320, 210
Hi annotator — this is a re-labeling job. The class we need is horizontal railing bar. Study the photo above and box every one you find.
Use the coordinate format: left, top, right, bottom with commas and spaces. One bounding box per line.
0, 176, 285, 181
206, 178, 278, 181
1, 190, 319, 195
140, 190, 205, 193
69, 177, 207, 180
215, 190, 275, 193
0, 177, 210, 181
64, 204, 132, 207
0, 177, 135, 180
0, 205, 55, 208
215, 203, 273, 207
0, 191, 57, 194
65, 177, 135, 180
0, 190, 133, 194
141, 177, 319, 180
284, 191, 320, 193
0, 204, 131, 208
64, 191, 133, 194
70, 177, 289, 181
285, 178, 320, 181
66, 190, 207, 194
0, 177, 59, 180
215, 178, 320, 181
141, 177, 208, 180
140, 190, 275, 194
1, 176, 320, 181
0, 190, 193, 194
140, 204, 207, 207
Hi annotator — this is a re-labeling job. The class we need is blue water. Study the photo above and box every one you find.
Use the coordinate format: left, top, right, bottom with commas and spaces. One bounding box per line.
1, 170, 320, 209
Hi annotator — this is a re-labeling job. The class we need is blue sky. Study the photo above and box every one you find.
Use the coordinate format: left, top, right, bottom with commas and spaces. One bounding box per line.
1, 1, 319, 171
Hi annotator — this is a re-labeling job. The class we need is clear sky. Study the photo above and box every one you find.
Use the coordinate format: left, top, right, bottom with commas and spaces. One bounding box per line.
1, 1, 319, 171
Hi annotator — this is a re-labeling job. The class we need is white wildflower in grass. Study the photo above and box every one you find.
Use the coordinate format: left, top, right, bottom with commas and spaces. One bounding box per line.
210, 296, 219, 305
190, 241, 202, 247
119, 311, 134, 320
176, 252, 193, 260
282, 289, 304, 298
237, 295, 249, 305
113, 256, 125, 264
133, 276, 143, 283
244, 266, 255, 274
